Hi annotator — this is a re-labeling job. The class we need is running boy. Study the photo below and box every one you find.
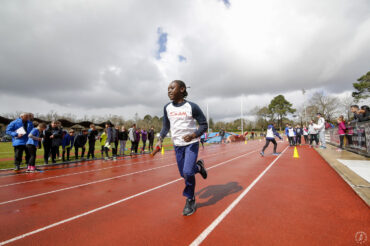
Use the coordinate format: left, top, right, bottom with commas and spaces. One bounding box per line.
26, 123, 47, 172
156, 80, 208, 216
260, 122, 282, 156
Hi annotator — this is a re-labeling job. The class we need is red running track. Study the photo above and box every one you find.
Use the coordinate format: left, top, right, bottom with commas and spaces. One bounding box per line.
0, 141, 368, 245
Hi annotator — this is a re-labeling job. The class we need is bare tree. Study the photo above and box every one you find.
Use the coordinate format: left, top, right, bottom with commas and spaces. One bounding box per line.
308, 91, 339, 122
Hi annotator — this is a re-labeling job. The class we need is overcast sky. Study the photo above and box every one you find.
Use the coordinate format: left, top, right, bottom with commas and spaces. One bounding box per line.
0, 0, 369, 121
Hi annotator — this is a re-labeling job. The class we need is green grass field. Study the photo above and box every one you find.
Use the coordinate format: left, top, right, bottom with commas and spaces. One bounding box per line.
0, 138, 175, 170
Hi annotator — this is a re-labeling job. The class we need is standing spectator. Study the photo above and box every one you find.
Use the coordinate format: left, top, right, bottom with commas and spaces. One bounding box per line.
284, 123, 290, 142
26, 122, 46, 172
295, 125, 303, 146
87, 124, 98, 159
251, 131, 255, 140
119, 126, 128, 156
128, 124, 137, 154
303, 125, 309, 144
62, 129, 75, 162
359, 105, 370, 122
135, 128, 141, 154
219, 128, 225, 144
74, 129, 88, 160
50, 121, 63, 163
100, 129, 109, 160
141, 128, 148, 153
105, 122, 116, 160
350, 105, 362, 123
346, 122, 354, 147
337, 115, 346, 151
42, 123, 52, 164
148, 126, 155, 152
6, 113, 33, 171
308, 120, 319, 147
287, 124, 296, 146
56, 121, 63, 160
113, 125, 119, 158
315, 113, 326, 149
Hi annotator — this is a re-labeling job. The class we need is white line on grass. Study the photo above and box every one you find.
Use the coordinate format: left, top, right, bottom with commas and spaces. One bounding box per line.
189, 146, 289, 246
0, 150, 257, 245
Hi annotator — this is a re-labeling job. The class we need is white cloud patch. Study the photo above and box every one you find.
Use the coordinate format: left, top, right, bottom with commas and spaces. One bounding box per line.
0, 0, 369, 121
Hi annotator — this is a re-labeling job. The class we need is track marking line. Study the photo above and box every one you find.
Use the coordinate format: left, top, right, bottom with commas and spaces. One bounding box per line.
0, 150, 257, 245
189, 146, 289, 246
0, 147, 242, 188
0, 148, 249, 205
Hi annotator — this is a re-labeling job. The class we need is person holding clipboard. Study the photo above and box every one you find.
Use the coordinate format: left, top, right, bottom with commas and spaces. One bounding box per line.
6, 112, 34, 171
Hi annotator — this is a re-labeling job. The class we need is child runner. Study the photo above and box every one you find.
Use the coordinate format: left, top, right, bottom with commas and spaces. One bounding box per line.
260, 122, 282, 156
26, 123, 46, 172
156, 80, 208, 216
62, 129, 75, 162
337, 115, 346, 151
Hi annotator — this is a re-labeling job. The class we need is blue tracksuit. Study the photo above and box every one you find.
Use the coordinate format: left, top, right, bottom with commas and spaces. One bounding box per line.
6, 118, 34, 146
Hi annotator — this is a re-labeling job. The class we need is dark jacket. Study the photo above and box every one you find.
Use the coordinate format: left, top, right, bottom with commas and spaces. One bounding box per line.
74, 134, 87, 147
88, 129, 98, 143
51, 127, 63, 147
148, 129, 155, 141
118, 130, 128, 141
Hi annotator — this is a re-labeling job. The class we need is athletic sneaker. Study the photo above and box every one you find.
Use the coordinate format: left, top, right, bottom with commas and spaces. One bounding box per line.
183, 198, 196, 216
260, 151, 264, 157
104, 157, 109, 161
196, 159, 207, 179
113, 156, 117, 161
272, 153, 280, 156
14, 166, 20, 171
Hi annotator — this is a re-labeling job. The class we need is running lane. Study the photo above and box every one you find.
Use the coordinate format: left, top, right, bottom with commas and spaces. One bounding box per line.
198, 146, 370, 245
0, 141, 268, 244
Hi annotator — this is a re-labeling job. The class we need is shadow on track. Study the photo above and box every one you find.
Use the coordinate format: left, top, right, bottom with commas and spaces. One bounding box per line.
196, 181, 243, 208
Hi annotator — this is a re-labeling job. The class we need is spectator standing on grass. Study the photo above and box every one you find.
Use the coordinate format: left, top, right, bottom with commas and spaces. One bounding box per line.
135, 128, 141, 154
128, 124, 137, 154
303, 125, 309, 144
141, 128, 148, 153
56, 121, 63, 160
6, 113, 33, 171
105, 122, 116, 160
62, 129, 75, 162
50, 121, 63, 163
337, 115, 346, 151
148, 126, 155, 152
26, 123, 46, 172
113, 125, 119, 158
315, 113, 326, 149
42, 123, 52, 164
284, 123, 290, 141
219, 128, 225, 144
100, 129, 109, 160
119, 126, 128, 156
87, 124, 98, 159
74, 129, 88, 160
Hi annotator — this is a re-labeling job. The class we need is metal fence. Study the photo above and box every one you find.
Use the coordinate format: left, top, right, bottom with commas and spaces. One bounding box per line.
326, 121, 370, 157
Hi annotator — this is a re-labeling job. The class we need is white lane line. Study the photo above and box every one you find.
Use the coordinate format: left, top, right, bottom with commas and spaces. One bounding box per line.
0, 148, 246, 205
0, 147, 236, 188
0, 150, 257, 245
189, 146, 289, 246
0, 156, 174, 188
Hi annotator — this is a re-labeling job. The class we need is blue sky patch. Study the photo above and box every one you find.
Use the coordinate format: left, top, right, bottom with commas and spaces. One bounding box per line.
156, 27, 168, 59
178, 55, 187, 62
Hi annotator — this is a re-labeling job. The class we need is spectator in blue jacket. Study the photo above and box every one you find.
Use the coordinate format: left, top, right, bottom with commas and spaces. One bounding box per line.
26, 123, 47, 172
6, 113, 34, 171
62, 129, 75, 162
